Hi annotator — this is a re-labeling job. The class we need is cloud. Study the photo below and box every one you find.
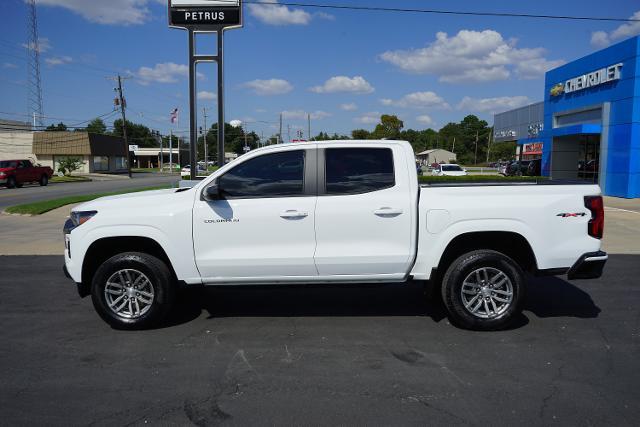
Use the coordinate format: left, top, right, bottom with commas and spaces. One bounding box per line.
380, 30, 563, 83
340, 103, 358, 111
457, 96, 531, 114
45, 55, 72, 66
354, 112, 381, 125
134, 62, 202, 85
242, 78, 293, 96
229, 120, 243, 128
315, 12, 335, 21
32, 0, 155, 25
416, 115, 435, 126
311, 76, 374, 94
247, 0, 311, 26
22, 37, 51, 53
591, 11, 640, 47
282, 110, 331, 120
197, 91, 216, 101
3, 63, 18, 69
380, 91, 450, 109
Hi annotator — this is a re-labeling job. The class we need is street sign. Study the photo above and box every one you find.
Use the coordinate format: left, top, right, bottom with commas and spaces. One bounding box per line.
129, 145, 139, 152
169, 0, 242, 30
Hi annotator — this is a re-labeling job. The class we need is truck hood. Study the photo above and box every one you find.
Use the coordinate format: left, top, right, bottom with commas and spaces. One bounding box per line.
73, 188, 186, 212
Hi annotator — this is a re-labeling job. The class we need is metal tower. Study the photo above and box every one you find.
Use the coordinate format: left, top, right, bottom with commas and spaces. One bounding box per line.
27, 0, 44, 128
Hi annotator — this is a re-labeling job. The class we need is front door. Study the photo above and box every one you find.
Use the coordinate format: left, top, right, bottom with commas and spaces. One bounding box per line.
193, 148, 318, 282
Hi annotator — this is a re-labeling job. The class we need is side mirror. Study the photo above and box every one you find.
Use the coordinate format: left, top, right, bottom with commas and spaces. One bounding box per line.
203, 184, 221, 201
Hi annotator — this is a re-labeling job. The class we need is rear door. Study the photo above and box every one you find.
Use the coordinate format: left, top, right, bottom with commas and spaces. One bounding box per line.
313, 145, 414, 278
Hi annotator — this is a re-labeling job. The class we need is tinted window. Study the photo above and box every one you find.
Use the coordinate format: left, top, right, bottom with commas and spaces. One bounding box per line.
325, 148, 395, 195
218, 150, 305, 198
442, 165, 463, 171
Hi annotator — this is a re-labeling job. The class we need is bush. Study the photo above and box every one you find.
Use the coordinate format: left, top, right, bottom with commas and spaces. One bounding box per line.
57, 157, 84, 176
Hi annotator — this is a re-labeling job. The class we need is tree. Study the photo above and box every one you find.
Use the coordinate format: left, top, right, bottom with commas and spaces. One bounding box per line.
86, 118, 107, 134
46, 122, 67, 131
372, 115, 403, 140
112, 119, 156, 147
57, 157, 84, 176
351, 129, 371, 140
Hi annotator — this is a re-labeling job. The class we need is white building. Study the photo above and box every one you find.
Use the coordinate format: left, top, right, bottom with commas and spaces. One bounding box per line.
415, 149, 457, 165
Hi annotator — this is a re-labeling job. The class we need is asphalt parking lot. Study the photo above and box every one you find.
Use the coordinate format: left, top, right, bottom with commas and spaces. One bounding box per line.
1, 255, 639, 425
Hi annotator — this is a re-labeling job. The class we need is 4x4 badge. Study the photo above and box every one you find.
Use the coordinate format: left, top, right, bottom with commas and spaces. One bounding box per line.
557, 213, 587, 218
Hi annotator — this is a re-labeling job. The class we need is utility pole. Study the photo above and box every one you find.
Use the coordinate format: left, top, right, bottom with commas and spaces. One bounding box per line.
307, 113, 311, 141
157, 131, 163, 171
279, 113, 283, 144
474, 131, 479, 165
110, 75, 132, 178
452, 136, 456, 153
486, 129, 493, 163
169, 129, 173, 172
287, 124, 291, 144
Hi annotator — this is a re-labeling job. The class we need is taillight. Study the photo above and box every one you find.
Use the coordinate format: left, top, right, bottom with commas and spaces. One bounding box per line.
585, 196, 604, 239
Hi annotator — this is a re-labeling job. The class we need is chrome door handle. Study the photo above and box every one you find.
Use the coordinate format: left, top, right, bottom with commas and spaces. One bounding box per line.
280, 210, 308, 219
374, 207, 404, 216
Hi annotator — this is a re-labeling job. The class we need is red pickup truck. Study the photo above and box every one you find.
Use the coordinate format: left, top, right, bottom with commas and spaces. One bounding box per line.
0, 159, 54, 188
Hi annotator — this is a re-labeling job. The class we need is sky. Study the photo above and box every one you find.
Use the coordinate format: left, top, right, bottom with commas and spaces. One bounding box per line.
1, 0, 639, 141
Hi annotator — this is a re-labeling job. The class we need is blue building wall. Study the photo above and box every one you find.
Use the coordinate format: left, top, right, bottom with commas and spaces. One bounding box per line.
541, 36, 640, 198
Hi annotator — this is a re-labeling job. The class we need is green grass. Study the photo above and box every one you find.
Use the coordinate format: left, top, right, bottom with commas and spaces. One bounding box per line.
50, 175, 92, 183
4, 185, 171, 216
419, 175, 547, 183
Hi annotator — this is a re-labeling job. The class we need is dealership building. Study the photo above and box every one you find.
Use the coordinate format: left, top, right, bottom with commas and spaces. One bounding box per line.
494, 35, 640, 198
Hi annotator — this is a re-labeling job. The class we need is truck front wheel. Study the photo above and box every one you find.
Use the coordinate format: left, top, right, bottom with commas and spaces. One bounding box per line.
91, 252, 175, 330
441, 250, 525, 331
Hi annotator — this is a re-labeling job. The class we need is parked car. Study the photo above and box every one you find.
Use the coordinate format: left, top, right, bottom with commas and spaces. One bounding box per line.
432, 164, 468, 176
505, 160, 531, 176
63, 140, 607, 331
180, 165, 206, 176
0, 159, 53, 188
526, 159, 542, 176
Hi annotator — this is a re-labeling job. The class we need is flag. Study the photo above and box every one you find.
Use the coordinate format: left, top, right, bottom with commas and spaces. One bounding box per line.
170, 108, 178, 124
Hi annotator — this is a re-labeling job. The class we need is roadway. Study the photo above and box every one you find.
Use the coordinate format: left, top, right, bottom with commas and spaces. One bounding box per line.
0, 254, 638, 425
0, 173, 180, 210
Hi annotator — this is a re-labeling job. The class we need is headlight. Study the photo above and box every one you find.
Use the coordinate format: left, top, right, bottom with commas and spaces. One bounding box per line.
0, 172, 5, 177
70, 210, 98, 227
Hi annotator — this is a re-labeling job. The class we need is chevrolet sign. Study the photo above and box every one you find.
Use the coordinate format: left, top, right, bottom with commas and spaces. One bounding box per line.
551, 63, 623, 97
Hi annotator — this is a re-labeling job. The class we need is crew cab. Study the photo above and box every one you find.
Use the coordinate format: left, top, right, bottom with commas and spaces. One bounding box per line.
63, 141, 607, 330
0, 159, 53, 188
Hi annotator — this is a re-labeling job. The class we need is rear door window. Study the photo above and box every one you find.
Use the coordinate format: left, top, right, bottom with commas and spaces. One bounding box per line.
325, 148, 395, 195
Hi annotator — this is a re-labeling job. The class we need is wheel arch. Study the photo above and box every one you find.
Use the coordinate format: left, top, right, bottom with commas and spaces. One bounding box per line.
81, 236, 178, 287
434, 231, 538, 279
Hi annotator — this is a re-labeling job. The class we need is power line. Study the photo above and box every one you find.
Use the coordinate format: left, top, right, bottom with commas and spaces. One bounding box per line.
243, 1, 640, 23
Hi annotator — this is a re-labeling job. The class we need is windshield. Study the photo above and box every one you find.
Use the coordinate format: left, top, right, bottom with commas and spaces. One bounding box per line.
0, 161, 17, 168
442, 165, 463, 171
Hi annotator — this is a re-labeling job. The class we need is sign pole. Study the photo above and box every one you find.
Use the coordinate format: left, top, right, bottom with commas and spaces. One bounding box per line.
217, 30, 225, 167
188, 28, 197, 180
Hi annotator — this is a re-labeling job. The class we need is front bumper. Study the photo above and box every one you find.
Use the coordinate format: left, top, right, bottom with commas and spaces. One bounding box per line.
567, 251, 608, 280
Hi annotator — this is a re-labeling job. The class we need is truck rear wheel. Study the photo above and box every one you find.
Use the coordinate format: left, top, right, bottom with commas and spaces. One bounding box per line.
39, 174, 48, 186
91, 252, 175, 330
441, 250, 525, 331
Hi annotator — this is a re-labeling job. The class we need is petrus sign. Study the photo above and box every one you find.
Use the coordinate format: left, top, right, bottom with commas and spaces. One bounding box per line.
550, 63, 623, 97
169, 0, 242, 30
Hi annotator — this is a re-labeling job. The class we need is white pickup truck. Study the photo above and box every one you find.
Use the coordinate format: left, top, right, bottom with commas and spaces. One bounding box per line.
63, 140, 607, 330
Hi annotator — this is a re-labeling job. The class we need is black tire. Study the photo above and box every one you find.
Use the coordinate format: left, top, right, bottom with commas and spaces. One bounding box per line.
6, 176, 16, 188
39, 174, 48, 186
441, 250, 525, 331
91, 252, 175, 330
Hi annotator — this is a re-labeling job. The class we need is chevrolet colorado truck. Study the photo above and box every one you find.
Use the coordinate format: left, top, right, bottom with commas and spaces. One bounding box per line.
63, 141, 607, 330
0, 159, 53, 188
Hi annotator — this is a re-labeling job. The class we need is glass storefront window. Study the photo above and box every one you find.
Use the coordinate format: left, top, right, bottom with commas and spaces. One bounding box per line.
93, 156, 109, 171
115, 157, 128, 170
